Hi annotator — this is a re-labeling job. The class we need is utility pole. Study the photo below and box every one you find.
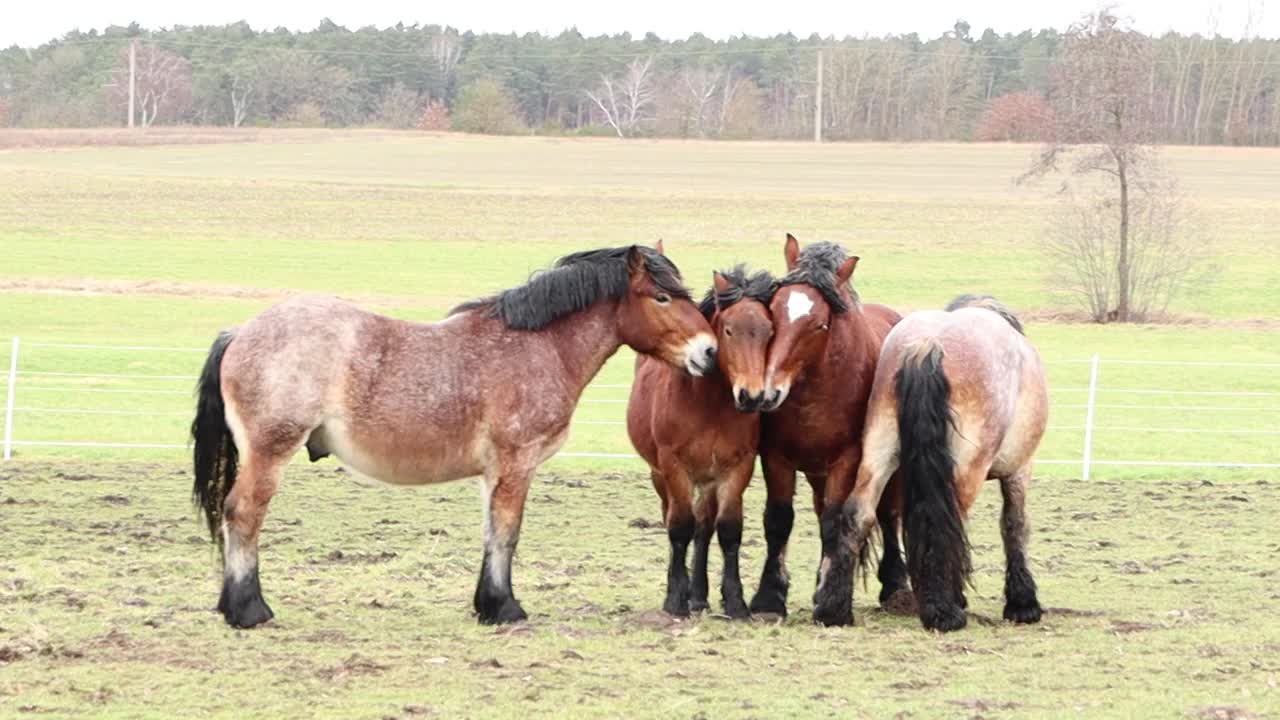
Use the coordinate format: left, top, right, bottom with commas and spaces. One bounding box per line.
128, 39, 136, 129
813, 49, 823, 143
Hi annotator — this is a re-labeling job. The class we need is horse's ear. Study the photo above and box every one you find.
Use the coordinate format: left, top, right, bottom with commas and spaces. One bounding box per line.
712, 271, 732, 308
836, 255, 860, 285
784, 233, 800, 271
626, 245, 647, 287
654, 239, 665, 255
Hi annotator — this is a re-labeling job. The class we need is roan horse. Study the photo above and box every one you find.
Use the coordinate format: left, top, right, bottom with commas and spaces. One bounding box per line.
627, 267, 776, 619
752, 234, 909, 625
821, 294, 1048, 631
191, 245, 717, 628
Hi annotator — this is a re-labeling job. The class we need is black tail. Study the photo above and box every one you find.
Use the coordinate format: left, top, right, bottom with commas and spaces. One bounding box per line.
895, 342, 971, 611
191, 331, 238, 548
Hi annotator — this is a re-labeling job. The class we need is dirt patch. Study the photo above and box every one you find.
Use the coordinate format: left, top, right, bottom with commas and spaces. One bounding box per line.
1044, 607, 1106, 618
946, 699, 1021, 712
1110, 620, 1158, 634
1193, 706, 1259, 720
316, 550, 398, 565
620, 609, 685, 631
881, 589, 918, 616
627, 518, 662, 530
317, 653, 389, 681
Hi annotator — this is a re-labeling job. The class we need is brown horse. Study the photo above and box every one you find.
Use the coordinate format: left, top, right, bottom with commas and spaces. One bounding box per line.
827, 294, 1048, 631
191, 245, 717, 628
627, 267, 776, 619
751, 234, 909, 626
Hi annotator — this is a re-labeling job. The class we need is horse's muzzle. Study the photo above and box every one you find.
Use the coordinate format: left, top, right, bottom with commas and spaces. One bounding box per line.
683, 335, 718, 377
759, 385, 789, 412
734, 386, 767, 413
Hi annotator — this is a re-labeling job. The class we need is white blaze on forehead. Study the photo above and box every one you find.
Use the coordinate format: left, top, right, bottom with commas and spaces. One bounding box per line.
786, 291, 815, 322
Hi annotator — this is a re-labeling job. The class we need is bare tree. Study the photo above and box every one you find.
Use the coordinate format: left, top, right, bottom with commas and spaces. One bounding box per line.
228, 58, 256, 128
585, 56, 656, 137
680, 65, 721, 137
1022, 10, 1163, 322
115, 44, 193, 127
1045, 177, 1210, 322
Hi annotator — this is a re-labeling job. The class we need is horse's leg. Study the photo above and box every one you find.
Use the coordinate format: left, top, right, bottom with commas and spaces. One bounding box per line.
689, 486, 717, 613
1000, 465, 1043, 624
218, 445, 292, 628
805, 471, 827, 589
661, 467, 696, 617
748, 450, 796, 616
823, 416, 901, 626
715, 462, 752, 619
474, 464, 533, 624
876, 476, 912, 609
814, 451, 859, 626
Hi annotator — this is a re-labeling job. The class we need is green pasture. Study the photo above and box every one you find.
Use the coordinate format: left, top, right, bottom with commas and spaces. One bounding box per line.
0, 131, 1278, 718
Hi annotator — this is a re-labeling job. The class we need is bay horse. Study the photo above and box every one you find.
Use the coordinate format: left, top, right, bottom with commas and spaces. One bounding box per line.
191, 245, 717, 628
627, 266, 776, 619
752, 234, 909, 626
825, 294, 1048, 632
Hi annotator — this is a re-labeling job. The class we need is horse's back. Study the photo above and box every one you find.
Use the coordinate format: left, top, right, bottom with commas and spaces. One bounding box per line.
862, 303, 903, 341
881, 308, 1046, 476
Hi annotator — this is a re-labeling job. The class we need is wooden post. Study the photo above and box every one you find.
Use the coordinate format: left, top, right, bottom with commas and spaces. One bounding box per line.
128, 40, 136, 129
3, 337, 18, 461
1082, 353, 1100, 481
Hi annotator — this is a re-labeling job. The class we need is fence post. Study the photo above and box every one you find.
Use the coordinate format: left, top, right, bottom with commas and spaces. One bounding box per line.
1081, 353, 1100, 481
3, 337, 18, 461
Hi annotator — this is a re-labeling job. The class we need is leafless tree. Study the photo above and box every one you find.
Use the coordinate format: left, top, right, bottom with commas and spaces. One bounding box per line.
115, 44, 193, 127
680, 65, 721, 137
586, 56, 656, 137
229, 65, 254, 128
1022, 10, 1171, 322
1045, 176, 1211, 322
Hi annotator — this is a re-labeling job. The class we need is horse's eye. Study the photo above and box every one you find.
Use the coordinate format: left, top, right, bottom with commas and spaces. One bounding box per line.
725, 326, 734, 337
819, 323, 830, 332
655, 293, 671, 304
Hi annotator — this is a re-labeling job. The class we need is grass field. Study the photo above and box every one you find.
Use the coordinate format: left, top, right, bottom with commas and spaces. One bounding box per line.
1, 131, 1278, 717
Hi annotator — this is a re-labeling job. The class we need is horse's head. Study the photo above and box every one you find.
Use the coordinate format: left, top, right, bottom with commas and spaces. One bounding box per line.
761, 234, 859, 412
618, 243, 718, 377
705, 268, 775, 412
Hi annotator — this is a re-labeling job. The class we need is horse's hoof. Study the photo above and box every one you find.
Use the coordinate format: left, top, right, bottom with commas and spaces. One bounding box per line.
478, 598, 527, 625
221, 595, 274, 629
722, 598, 751, 620
749, 582, 789, 617
920, 602, 967, 633
812, 601, 853, 627
1003, 600, 1043, 625
663, 597, 691, 618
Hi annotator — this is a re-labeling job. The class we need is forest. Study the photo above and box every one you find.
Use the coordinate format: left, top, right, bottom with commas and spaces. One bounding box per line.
2, 18, 1278, 144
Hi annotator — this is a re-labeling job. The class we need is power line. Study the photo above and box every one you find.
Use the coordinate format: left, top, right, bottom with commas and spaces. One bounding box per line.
39, 33, 1280, 67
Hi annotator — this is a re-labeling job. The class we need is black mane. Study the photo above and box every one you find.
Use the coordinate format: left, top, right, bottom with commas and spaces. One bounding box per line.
698, 265, 777, 319
945, 294, 1025, 335
777, 241, 859, 314
451, 246, 690, 330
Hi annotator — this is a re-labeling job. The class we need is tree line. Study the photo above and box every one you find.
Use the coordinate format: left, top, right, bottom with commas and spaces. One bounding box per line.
2, 19, 1278, 144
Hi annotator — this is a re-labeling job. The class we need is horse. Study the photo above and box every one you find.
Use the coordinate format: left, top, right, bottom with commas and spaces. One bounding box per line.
627, 266, 776, 619
190, 244, 718, 628
751, 234, 909, 626
824, 294, 1048, 632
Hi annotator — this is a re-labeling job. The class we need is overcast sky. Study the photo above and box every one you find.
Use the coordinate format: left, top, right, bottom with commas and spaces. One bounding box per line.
4, 0, 1275, 48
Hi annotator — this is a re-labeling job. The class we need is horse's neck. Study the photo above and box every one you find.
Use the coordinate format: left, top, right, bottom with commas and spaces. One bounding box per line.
548, 301, 623, 397
811, 310, 876, 386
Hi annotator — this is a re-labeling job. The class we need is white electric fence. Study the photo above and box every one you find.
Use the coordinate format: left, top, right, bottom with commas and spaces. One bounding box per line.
3, 338, 1278, 475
